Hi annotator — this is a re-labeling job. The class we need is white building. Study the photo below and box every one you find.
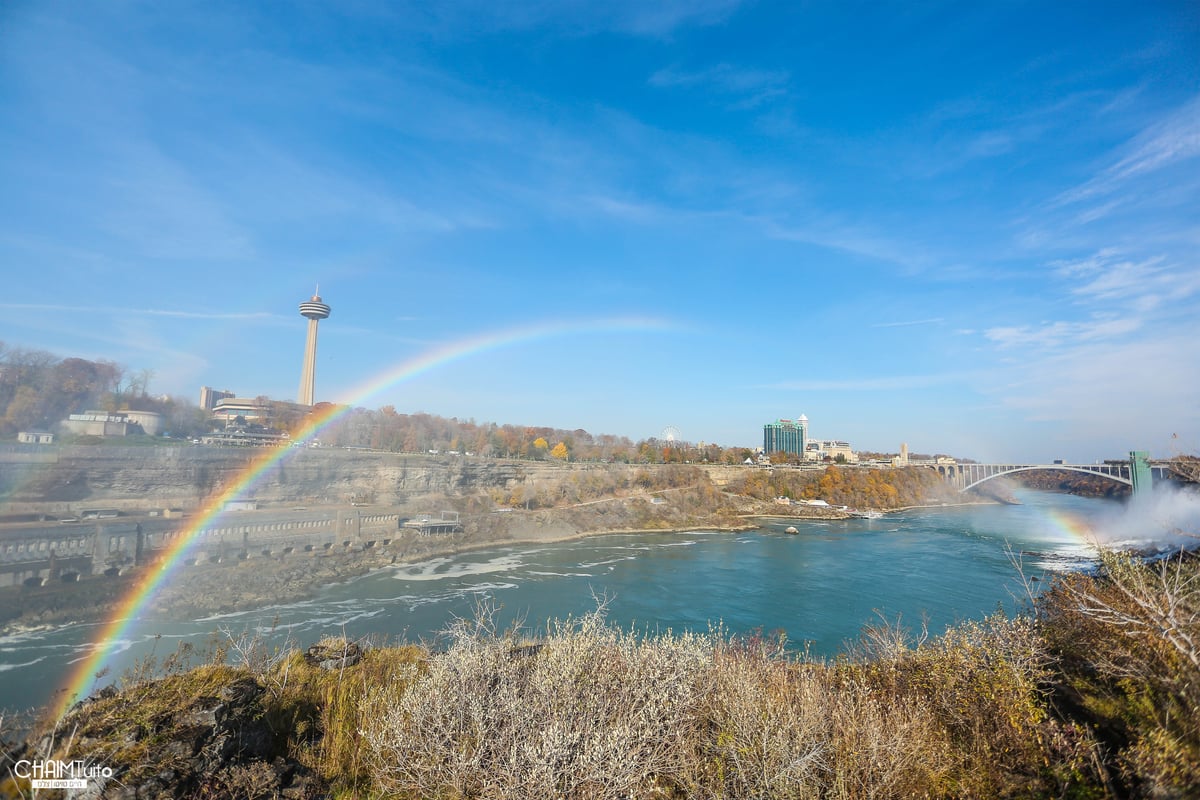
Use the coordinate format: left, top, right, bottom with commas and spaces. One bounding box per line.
805, 439, 858, 463
61, 410, 163, 437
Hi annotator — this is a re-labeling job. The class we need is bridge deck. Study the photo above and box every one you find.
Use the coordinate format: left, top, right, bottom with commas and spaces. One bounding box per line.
936, 461, 1173, 492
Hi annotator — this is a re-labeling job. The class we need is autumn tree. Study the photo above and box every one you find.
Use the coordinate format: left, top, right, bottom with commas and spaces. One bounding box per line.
550, 441, 569, 460
165, 401, 210, 438
0, 347, 129, 433
3, 386, 42, 431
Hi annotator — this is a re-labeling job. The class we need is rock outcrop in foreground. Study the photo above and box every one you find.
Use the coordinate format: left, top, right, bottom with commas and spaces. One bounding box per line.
2, 667, 328, 799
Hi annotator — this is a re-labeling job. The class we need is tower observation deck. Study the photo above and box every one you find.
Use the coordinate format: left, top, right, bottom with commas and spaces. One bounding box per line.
298, 291, 331, 406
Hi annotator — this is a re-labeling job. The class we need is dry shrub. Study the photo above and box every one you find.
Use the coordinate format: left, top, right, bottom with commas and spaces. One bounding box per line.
690, 650, 833, 798
1040, 549, 1200, 796
843, 613, 1102, 798
901, 617, 1053, 769
363, 605, 711, 799
826, 685, 952, 800
361, 607, 1093, 800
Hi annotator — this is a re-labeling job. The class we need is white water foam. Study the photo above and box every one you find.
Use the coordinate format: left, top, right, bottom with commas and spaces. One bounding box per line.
0, 623, 85, 645
328, 608, 386, 627
0, 656, 46, 672
195, 596, 364, 624
462, 581, 519, 594
66, 637, 137, 665
392, 553, 526, 582
250, 616, 340, 634
577, 556, 637, 569
1031, 553, 1096, 573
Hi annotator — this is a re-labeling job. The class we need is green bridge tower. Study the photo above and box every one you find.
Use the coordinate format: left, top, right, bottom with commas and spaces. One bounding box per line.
1129, 450, 1153, 496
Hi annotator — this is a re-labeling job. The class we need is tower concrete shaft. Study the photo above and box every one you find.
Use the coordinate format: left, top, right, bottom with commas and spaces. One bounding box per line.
298, 293, 331, 406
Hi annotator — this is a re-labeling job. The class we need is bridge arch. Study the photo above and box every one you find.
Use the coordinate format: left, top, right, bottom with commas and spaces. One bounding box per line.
959, 465, 1131, 492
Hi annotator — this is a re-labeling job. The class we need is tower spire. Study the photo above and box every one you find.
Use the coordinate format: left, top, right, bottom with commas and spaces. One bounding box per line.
298, 290, 332, 406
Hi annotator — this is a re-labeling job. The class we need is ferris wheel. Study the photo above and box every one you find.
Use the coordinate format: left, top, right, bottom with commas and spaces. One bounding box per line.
660, 426, 682, 444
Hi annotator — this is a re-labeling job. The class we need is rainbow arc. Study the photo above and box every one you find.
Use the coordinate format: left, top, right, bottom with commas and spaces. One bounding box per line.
53, 317, 670, 719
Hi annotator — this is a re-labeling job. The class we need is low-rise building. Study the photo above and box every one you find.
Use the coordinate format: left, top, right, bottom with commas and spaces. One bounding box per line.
61, 410, 163, 437
805, 440, 858, 463
210, 397, 271, 424
201, 429, 290, 447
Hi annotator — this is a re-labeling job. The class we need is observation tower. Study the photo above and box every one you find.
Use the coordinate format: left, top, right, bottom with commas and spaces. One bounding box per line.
297, 290, 331, 406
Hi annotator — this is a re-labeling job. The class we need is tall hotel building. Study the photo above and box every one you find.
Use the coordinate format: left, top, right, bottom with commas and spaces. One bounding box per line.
763, 415, 808, 457
199, 386, 236, 412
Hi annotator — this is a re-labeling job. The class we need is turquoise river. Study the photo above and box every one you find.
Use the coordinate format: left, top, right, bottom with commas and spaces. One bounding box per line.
0, 490, 1151, 715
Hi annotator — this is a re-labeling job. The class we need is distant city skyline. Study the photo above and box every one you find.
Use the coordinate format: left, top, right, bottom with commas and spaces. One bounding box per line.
1, 2, 1197, 464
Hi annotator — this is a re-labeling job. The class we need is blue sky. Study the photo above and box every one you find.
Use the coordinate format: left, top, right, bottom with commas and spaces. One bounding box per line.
1, 1, 1197, 463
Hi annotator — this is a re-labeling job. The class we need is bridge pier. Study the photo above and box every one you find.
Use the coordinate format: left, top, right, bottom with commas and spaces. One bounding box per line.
1129, 450, 1153, 496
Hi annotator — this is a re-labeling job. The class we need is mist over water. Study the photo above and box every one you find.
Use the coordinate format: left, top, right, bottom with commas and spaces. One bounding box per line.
1, 489, 1193, 716
1093, 483, 1200, 548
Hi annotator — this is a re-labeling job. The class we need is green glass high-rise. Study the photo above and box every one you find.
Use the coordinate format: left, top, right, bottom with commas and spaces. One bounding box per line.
764, 418, 807, 458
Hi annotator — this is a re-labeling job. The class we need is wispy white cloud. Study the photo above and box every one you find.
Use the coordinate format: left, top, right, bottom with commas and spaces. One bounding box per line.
903, 129, 1024, 178
880, 87, 1111, 180
760, 216, 938, 272
581, 194, 673, 224
983, 316, 1143, 349
760, 374, 968, 392
870, 318, 944, 328
1051, 249, 1200, 313
988, 331, 1200, 434
1054, 95, 1200, 206
649, 62, 789, 108
0, 303, 282, 321
220, 137, 476, 236
1070, 199, 1123, 225
618, 0, 744, 35
93, 142, 256, 262
400, 0, 746, 38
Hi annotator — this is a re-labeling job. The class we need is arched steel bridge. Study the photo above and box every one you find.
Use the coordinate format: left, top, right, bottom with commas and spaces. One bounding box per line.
935, 456, 1172, 494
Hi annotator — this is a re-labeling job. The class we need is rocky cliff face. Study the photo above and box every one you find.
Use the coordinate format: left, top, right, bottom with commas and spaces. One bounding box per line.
0, 445, 587, 514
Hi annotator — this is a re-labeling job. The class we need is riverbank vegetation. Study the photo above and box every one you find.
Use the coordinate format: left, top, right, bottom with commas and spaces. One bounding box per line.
5, 548, 1197, 799
735, 463, 961, 509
